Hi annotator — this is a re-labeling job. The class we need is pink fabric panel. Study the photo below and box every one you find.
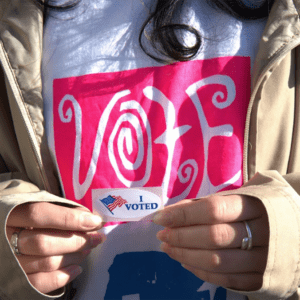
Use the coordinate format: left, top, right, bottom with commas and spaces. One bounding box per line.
53, 57, 250, 210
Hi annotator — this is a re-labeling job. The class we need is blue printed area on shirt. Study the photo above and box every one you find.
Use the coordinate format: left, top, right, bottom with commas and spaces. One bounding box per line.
105, 251, 227, 300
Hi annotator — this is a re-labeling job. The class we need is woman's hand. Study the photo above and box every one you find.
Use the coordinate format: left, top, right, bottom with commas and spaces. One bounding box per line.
6, 202, 105, 294
153, 194, 269, 291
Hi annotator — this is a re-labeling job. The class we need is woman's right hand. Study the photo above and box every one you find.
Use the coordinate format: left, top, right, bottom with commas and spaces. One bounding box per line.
6, 202, 105, 294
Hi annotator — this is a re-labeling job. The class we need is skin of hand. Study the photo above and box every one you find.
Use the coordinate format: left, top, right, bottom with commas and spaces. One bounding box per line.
6, 202, 105, 294
153, 194, 269, 291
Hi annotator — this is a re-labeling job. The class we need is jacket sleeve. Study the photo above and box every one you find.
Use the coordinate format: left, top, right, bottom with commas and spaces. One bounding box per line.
0, 177, 82, 300
218, 170, 300, 300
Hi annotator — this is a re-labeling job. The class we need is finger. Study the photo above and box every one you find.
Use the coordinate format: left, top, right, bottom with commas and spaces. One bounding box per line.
28, 265, 83, 294
157, 218, 269, 249
160, 243, 268, 273
7, 202, 103, 231
181, 266, 263, 291
153, 195, 266, 227
6, 228, 105, 256
19, 250, 91, 274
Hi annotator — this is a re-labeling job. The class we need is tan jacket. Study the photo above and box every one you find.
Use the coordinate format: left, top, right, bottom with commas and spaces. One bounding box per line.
1, 0, 300, 299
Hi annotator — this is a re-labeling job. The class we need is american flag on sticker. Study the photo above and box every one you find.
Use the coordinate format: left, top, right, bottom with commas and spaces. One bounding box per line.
100, 195, 128, 215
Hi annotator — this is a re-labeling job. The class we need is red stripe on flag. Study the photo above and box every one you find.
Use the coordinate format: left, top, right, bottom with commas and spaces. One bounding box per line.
107, 196, 127, 212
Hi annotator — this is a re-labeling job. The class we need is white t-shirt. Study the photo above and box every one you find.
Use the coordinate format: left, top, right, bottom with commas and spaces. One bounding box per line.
42, 1, 266, 299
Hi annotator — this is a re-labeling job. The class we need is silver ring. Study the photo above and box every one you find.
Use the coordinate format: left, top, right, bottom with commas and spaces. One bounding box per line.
10, 229, 24, 255
241, 221, 253, 250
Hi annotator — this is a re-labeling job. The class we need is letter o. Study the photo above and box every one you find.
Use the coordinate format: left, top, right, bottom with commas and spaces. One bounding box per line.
132, 204, 138, 210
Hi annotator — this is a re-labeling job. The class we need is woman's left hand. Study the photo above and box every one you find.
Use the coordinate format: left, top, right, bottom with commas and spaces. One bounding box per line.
153, 194, 269, 291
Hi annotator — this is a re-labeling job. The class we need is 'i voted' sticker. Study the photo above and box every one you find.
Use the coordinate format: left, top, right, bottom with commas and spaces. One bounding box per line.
92, 187, 163, 222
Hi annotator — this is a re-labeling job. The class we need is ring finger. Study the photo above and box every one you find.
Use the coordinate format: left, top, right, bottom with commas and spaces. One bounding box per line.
6, 227, 104, 256
157, 218, 268, 249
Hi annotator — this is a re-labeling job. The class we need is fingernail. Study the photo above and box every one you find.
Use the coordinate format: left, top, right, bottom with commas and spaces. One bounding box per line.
160, 242, 171, 254
181, 264, 194, 272
81, 214, 102, 229
90, 233, 106, 248
82, 249, 92, 256
98, 233, 107, 244
181, 264, 189, 270
153, 211, 172, 226
65, 265, 83, 279
156, 229, 168, 242
156, 230, 164, 241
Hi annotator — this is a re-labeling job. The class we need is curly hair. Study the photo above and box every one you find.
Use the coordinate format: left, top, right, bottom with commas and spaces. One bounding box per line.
33, 0, 275, 63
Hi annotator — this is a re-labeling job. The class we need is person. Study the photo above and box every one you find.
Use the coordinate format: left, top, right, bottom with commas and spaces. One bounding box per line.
0, 0, 300, 299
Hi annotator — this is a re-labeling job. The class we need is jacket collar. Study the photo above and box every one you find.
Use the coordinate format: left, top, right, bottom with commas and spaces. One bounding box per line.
0, 0, 60, 194
252, 0, 300, 87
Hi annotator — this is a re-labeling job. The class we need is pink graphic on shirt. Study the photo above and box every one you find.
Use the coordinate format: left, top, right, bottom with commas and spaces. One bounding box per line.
53, 57, 250, 211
